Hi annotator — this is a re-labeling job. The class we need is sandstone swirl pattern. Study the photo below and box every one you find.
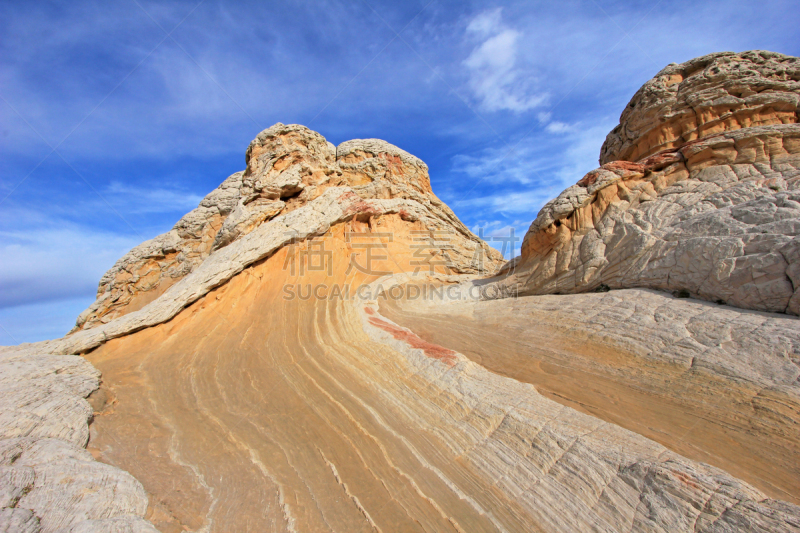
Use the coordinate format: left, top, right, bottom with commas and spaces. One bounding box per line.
72, 125, 500, 332
1, 50, 799, 532
381, 282, 800, 505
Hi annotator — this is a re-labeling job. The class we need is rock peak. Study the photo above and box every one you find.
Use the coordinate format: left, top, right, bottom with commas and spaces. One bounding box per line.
71, 124, 502, 331
495, 50, 800, 316
600, 49, 800, 165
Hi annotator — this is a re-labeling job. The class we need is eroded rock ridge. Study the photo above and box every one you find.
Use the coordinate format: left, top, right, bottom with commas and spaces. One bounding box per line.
74, 124, 502, 331
2, 50, 799, 533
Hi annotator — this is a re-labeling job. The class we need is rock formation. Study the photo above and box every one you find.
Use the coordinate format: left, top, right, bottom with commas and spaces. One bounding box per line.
73, 125, 500, 332
2, 126, 504, 532
599, 50, 799, 165
0, 350, 157, 532
381, 282, 800, 505
496, 51, 800, 314
2, 50, 800, 533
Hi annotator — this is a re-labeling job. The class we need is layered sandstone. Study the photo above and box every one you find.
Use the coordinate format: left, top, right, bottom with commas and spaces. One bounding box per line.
496, 52, 800, 314
3, 51, 800, 533
73, 124, 501, 331
381, 280, 800, 505
75, 257, 800, 532
599, 50, 799, 165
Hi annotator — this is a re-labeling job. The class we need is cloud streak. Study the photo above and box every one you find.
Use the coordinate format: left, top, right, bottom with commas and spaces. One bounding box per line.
104, 181, 204, 214
462, 9, 547, 113
0, 218, 139, 309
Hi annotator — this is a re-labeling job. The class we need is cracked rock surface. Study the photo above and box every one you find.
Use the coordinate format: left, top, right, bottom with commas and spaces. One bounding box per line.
600, 50, 799, 165
498, 50, 799, 314
2, 50, 799, 532
497, 118, 800, 315
0, 350, 157, 533
381, 282, 800, 506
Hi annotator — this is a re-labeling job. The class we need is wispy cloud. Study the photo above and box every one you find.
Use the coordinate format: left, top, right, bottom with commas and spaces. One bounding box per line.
468, 219, 531, 259
545, 121, 575, 134
455, 189, 554, 215
0, 297, 95, 345
462, 8, 547, 113
0, 221, 139, 309
451, 120, 612, 187
104, 181, 203, 214
447, 120, 614, 259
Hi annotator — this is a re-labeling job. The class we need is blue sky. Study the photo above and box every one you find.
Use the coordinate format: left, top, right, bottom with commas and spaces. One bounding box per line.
1, 0, 798, 344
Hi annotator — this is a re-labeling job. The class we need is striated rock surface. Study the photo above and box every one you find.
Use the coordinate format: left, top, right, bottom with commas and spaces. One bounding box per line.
0, 350, 157, 533
381, 281, 800, 504
600, 50, 799, 165
496, 51, 800, 314
70, 262, 799, 533
73, 124, 500, 331
3, 52, 800, 532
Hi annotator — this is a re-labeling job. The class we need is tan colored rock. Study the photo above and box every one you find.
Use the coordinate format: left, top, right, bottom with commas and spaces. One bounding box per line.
381, 282, 800, 504
5, 52, 800, 531
600, 50, 800, 165
10, 186, 499, 360
67, 518, 159, 533
73, 124, 501, 332
0, 351, 156, 532
75, 259, 800, 532
497, 123, 800, 314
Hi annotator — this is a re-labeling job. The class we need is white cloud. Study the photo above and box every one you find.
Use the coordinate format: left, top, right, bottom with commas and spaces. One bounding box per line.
0, 297, 95, 345
451, 140, 546, 186
455, 190, 554, 215
545, 121, 574, 134
446, 119, 614, 261
0, 220, 140, 309
463, 9, 546, 113
465, 8, 504, 38
0, 181, 200, 312
105, 181, 203, 214
469, 219, 531, 259
452, 119, 613, 188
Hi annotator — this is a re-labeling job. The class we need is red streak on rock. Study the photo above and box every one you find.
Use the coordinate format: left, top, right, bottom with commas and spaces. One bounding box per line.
339, 191, 383, 219
397, 209, 415, 222
603, 160, 646, 173
367, 315, 457, 366
636, 149, 684, 170
670, 469, 702, 491
378, 153, 405, 175
577, 170, 602, 186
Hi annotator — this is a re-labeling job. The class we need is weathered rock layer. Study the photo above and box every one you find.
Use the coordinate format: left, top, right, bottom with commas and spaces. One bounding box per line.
497, 51, 800, 314
381, 281, 800, 504
73, 125, 500, 331
3, 50, 800, 533
0, 350, 157, 532
600, 50, 799, 165
82, 254, 800, 532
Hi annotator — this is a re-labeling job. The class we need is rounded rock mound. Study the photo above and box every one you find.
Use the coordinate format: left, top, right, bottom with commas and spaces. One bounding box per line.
496, 51, 800, 315
600, 50, 799, 165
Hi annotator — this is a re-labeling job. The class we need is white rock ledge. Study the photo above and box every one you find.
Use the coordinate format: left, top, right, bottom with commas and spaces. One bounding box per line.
0, 350, 158, 533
